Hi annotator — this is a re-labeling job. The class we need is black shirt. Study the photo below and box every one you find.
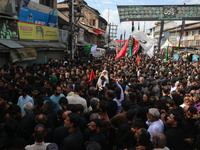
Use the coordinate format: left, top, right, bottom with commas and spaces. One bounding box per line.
165, 127, 184, 150
61, 128, 84, 150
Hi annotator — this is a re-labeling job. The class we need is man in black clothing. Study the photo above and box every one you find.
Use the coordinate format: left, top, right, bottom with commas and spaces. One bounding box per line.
54, 110, 71, 147
161, 86, 171, 100
19, 102, 35, 144
118, 109, 140, 149
61, 113, 84, 150
87, 119, 107, 149
121, 118, 145, 150
104, 90, 117, 118
182, 106, 199, 150
0, 93, 10, 123
0, 119, 27, 149
164, 110, 184, 150
126, 92, 141, 116
43, 100, 58, 129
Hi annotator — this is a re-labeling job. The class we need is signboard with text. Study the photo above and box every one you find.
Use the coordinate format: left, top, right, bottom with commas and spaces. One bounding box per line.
117, 5, 200, 22
18, 22, 58, 41
19, 7, 58, 27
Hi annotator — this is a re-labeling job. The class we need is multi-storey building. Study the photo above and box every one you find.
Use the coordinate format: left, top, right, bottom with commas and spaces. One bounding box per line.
0, 0, 67, 66
57, 0, 107, 47
149, 21, 200, 49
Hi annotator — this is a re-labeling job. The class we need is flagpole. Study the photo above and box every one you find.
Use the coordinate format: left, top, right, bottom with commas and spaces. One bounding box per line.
179, 20, 185, 49
124, 30, 126, 45
158, 20, 164, 52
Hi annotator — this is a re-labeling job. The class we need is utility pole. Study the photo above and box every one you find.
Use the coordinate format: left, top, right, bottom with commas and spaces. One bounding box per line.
68, 0, 75, 59
108, 23, 111, 48
109, 24, 118, 40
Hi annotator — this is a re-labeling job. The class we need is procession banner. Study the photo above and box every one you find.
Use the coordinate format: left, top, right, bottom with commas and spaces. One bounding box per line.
117, 5, 200, 22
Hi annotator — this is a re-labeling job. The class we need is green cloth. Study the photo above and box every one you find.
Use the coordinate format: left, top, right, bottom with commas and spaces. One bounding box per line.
165, 46, 169, 63
129, 46, 132, 57
50, 75, 57, 86
85, 44, 92, 57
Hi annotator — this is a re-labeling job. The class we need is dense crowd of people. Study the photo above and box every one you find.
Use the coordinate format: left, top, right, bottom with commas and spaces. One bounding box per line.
0, 52, 200, 150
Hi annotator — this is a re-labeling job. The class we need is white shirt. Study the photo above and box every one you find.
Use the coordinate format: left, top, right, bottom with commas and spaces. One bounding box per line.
146, 119, 164, 140
25, 142, 50, 150
17, 95, 34, 115
66, 94, 88, 113
153, 147, 170, 150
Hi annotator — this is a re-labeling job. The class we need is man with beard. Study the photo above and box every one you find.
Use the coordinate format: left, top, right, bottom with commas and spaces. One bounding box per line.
134, 128, 153, 150
61, 113, 84, 150
146, 108, 164, 140
164, 110, 184, 150
87, 119, 107, 149
182, 106, 199, 150
50, 86, 65, 113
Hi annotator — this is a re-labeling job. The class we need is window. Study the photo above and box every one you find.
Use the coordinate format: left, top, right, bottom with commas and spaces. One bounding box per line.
186, 32, 189, 36
90, 19, 96, 26
93, 19, 96, 26
192, 31, 195, 36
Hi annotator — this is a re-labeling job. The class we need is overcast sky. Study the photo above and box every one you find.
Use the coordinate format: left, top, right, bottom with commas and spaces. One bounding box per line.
57, 0, 200, 39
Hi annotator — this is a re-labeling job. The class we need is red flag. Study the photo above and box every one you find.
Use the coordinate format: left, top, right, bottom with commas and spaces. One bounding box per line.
89, 69, 95, 86
132, 39, 139, 55
115, 42, 128, 59
136, 54, 139, 65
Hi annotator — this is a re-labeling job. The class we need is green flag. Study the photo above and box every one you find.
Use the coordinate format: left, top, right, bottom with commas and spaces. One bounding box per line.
85, 44, 92, 57
129, 46, 132, 57
165, 46, 169, 63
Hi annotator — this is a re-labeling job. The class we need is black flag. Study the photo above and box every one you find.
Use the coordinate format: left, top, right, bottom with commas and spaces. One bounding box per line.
158, 20, 164, 52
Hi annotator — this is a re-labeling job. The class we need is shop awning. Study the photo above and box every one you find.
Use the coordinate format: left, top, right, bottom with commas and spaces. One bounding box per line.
15, 41, 66, 49
0, 39, 24, 49
10, 48, 37, 63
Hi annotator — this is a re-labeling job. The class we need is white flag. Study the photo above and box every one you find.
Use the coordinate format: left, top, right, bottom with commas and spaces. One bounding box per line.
146, 45, 154, 58
91, 45, 97, 53
131, 31, 156, 53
